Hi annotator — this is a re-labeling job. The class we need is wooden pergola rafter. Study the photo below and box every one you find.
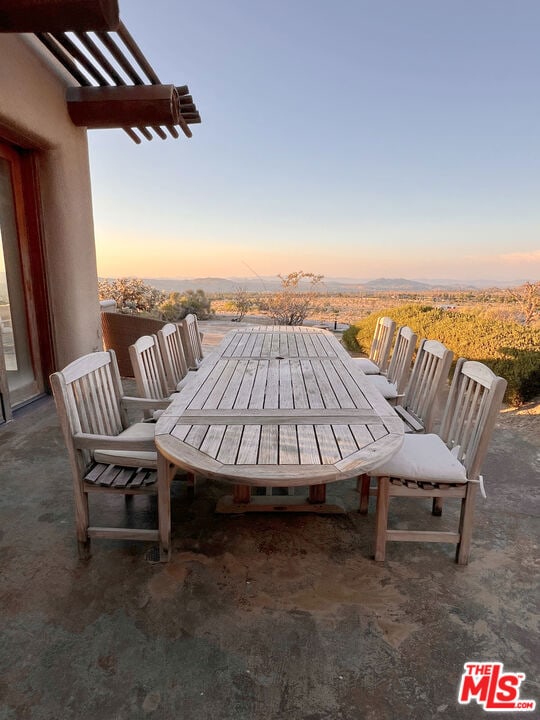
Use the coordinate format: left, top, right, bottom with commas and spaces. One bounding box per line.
0, 0, 200, 144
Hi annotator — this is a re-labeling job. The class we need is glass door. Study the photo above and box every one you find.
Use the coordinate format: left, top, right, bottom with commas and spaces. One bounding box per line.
0, 143, 42, 417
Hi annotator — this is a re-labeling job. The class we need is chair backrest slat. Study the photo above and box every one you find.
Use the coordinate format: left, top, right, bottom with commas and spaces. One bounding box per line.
440, 359, 507, 478
179, 314, 204, 370
369, 316, 396, 373
403, 339, 453, 433
157, 323, 189, 394
386, 326, 417, 393
129, 334, 169, 400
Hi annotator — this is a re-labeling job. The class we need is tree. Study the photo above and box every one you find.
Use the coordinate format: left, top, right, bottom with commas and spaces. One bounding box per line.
266, 271, 324, 325
230, 287, 252, 322
98, 277, 165, 313
506, 281, 540, 326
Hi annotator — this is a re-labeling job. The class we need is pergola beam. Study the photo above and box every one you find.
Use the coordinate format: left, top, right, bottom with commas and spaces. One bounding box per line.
67, 84, 181, 128
0, 0, 119, 33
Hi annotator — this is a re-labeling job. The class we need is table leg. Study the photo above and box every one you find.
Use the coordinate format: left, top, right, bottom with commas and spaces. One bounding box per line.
233, 484, 251, 504
308, 484, 326, 504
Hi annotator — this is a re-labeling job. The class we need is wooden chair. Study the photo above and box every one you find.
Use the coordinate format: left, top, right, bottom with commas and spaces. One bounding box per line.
365, 326, 417, 401
157, 323, 190, 395
395, 339, 454, 434
129, 335, 170, 405
50, 350, 172, 560
352, 316, 396, 374
358, 338, 453, 513
179, 313, 204, 370
369, 359, 506, 564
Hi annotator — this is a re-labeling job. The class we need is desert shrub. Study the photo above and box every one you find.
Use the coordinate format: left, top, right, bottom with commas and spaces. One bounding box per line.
98, 277, 165, 313
158, 289, 214, 321
266, 271, 324, 325
230, 288, 253, 321
347, 304, 540, 405
342, 324, 361, 351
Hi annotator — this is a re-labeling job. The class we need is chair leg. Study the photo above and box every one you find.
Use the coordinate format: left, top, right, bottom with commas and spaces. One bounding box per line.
157, 453, 173, 562
77, 539, 91, 560
358, 474, 371, 514
456, 483, 477, 565
432, 497, 443, 516
374, 477, 390, 561
74, 483, 90, 559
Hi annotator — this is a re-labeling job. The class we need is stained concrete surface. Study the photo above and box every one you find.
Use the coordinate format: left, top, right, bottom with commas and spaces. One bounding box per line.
1, 321, 539, 720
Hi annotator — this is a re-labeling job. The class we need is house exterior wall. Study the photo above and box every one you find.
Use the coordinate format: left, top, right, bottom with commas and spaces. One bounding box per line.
0, 33, 101, 369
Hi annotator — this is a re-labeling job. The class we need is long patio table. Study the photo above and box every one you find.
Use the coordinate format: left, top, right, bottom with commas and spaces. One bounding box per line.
155, 326, 404, 513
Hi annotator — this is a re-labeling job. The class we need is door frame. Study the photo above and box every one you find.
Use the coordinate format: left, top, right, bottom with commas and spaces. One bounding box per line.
0, 139, 54, 415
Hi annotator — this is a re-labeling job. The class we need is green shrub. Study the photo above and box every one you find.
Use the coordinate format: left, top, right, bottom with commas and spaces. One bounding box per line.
342, 324, 361, 351
347, 304, 540, 405
158, 289, 214, 321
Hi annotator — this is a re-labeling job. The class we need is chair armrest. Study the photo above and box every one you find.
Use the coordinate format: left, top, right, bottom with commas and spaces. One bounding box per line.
73, 433, 155, 452
120, 396, 171, 411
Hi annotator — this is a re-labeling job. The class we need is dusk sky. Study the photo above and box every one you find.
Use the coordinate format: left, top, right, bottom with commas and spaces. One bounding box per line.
89, 0, 540, 284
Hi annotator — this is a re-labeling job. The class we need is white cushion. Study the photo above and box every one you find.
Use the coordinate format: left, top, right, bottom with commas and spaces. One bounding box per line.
352, 358, 380, 374
370, 433, 468, 483
366, 374, 398, 399
94, 422, 157, 467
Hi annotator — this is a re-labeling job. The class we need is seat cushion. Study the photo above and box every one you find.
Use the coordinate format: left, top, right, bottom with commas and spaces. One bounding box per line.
370, 433, 468, 483
366, 374, 398, 399
352, 358, 380, 374
93, 422, 157, 468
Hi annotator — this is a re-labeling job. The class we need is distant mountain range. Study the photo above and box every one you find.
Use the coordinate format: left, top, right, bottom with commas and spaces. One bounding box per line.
134, 276, 528, 294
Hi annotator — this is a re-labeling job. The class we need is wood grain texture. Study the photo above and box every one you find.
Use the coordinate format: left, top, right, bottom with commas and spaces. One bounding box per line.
155, 327, 404, 488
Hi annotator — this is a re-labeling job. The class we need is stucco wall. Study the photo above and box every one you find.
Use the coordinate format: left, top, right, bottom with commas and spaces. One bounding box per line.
0, 34, 101, 368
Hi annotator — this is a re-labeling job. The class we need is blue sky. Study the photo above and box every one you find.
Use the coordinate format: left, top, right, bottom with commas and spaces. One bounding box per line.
90, 0, 540, 283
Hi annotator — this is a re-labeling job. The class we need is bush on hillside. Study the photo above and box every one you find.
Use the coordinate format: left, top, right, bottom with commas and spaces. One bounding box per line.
343, 304, 540, 405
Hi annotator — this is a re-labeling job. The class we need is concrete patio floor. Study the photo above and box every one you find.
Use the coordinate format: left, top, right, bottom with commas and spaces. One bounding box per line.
1, 320, 539, 719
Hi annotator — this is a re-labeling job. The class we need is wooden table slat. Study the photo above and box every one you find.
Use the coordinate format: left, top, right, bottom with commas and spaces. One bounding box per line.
200, 424, 227, 459
233, 359, 259, 408
332, 423, 360, 459
297, 424, 321, 465
216, 425, 243, 464
314, 424, 342, 464
278, 360, 294, 409
290, 359, 309, 409
300, 359, 325, 409
236, 425, 261, 464
279, 425, 300, 464
259, 425, 279, 464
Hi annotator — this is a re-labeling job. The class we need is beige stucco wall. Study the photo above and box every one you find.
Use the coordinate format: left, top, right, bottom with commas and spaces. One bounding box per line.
0, 33, 101, 368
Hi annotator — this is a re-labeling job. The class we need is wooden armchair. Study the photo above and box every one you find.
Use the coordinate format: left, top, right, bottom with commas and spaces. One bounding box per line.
50, 350, 171, 560
352, 316, 396, 374
368, 359, 506, 564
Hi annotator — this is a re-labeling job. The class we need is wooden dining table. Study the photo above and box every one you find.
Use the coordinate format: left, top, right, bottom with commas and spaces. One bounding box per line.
155, 326, 404, 513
